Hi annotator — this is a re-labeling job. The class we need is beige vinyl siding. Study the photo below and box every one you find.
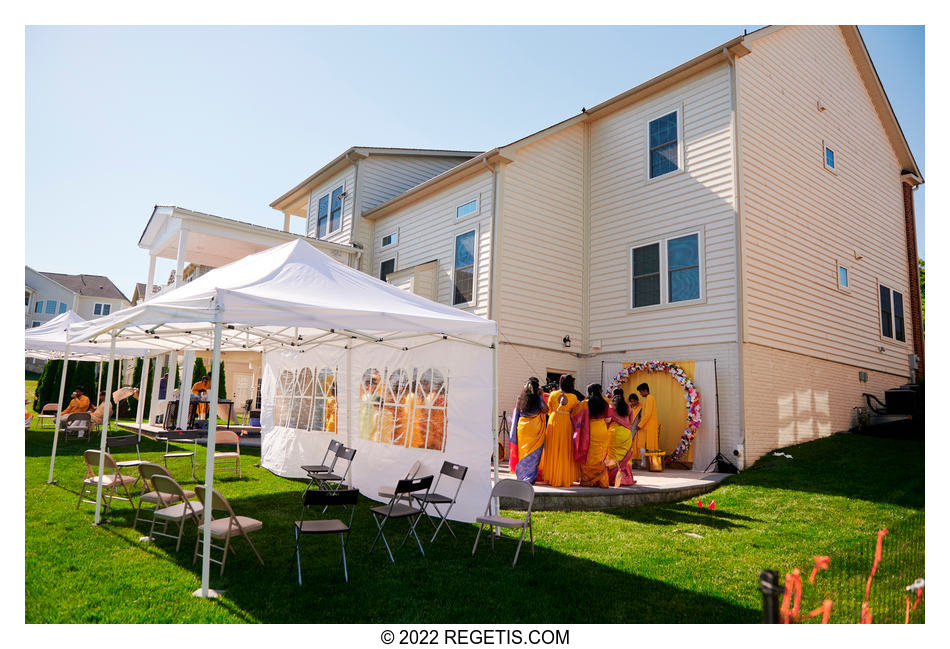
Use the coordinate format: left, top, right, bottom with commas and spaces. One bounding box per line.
497, 344, 580, 419
495, 124, 585, 350
737, 25, 912, 376
370, 171, 493, 318
358, 156, 471, 212
588, 62, 738, 350
741, 341, 904, 466
305, 166, 356, 246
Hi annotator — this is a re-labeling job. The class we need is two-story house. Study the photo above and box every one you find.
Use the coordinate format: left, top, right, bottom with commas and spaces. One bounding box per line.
25, 266, 130, 327
265, 25, 922, 468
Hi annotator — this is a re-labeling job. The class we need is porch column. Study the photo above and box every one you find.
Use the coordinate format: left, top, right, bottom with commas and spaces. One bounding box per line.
175, 230, 189, 288
167, 352, 178, 426
177, 350, 195, 430
145, 254, 157, 301
282, 212, 291, 233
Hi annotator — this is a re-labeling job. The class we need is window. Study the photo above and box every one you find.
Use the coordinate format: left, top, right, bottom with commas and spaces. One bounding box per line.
667, 234, 700, 302
94, 303, 111, 316
25, 293, 30, 307
381, 231, 398, 248
316, 194, 330, 238
648, 110, 680, 179
879, 285, 906, 342
453, 230, 476, 305
838, 265, 849, 289
379, 258, 395, 281
34, 301, 42, 313
823, 142, 837, 174
58, 302, 67, 314
825, 147, 835, 169
630, 231, 703, 309
329, 186, 344, 233
456, 199, 478, 219
631, 243, 661, 307
32, 321, 40, 328
45, 301, 56, 314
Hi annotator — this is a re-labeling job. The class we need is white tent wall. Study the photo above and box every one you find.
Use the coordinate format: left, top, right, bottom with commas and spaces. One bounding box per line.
262, 336, 492, 522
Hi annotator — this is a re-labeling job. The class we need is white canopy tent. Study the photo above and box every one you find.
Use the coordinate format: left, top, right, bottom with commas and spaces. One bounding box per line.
25, 310, 157, 484
66, 239, 499, 597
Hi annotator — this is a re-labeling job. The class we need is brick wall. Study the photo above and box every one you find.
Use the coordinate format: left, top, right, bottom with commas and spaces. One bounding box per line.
741, 342, 907, 467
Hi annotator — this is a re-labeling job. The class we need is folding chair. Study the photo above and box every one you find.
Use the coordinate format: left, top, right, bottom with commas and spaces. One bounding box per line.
414, 461, 468, 542
133, 462, 197, 531
193, 485, 264, 575
162, 436, 198, 481
472, 478, 535, 567
368, 475, 433, 563
213, 430, 242, 478
105, 435, 145, 472
307, 446, 355, 492
60, 412, 93, 444
301, 439, 344, 491
148, 474, 204, 551
38, 403, 58, 428
378, 460, 422, 502
291, 488, 359, 584
76, 449, 137, 516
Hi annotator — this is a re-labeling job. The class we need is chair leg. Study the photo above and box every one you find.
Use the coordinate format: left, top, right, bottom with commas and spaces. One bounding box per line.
472, 523, 484, 556
293, 527, 303, 585
340, 533, 348, 583
244, 532, 264, 566
147, 516, 158, 547
529, 520, 535, 555
76, 482, 86, 510
132, 498, 145, 530
513, 526, 527, 567
369, 513, 395, 563
220, 535, 231, 575
175, 518, 185, 552
407, 514, 426, 556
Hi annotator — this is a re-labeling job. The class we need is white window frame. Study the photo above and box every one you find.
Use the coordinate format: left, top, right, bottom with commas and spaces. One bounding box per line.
93, 302, 111, 316
452, 226, 479, 308
822, 140, 838, 175
877, 281, 907, 345
836, 260, 851, 293
628, 228, 705, 313
455, 197, 479, 220
307, 181, 346, 238
379, 255, 397, 282
645, 104, 685, 183
34, 300, 42, 313
380, 230, 399, 249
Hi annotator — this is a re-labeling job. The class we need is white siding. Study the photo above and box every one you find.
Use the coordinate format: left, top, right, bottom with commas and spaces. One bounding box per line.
305, 166, 356, 247
495, 125, 585, 351
497, 344, 581, 419
737, 26, 912, 375
370, 171, 494, 318
25, 268, 76, 327
588, 62, 739, 351
358, 155, 470, 212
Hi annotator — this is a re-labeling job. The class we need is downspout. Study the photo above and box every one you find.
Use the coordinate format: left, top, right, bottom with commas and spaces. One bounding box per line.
582, 118, 591, 358
346, 151, 366, 272
723, 46, 747, 469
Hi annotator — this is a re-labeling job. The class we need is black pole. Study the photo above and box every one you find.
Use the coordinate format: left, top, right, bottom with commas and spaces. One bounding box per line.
759, 570, 783, 623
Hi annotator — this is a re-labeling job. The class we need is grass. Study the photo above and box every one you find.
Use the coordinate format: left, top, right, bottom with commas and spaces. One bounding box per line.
25, 423, 924, 624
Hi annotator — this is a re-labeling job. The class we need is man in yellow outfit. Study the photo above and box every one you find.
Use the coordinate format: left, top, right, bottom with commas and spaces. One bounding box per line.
62, 386, 90, 414
192, 375, 212, 417
636, 382, 659, 451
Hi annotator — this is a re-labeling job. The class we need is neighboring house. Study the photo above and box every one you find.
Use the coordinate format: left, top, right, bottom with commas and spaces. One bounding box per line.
265, 25, 922, 468
25, 266, 130, 327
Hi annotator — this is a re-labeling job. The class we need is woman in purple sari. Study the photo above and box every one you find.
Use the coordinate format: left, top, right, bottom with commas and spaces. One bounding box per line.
509, 377, 548, 484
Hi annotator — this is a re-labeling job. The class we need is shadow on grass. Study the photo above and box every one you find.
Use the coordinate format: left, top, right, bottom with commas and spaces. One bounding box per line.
603, 502, 758, 531
719, 435, 924, 510
66, 485, 758, 623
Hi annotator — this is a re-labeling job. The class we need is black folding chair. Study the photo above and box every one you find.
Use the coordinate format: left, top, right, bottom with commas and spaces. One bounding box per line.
414, 461, 468, 542
291, 488, 359, 584
105, 435, 145, 473
368, 475, 433, 563
307, 446, 356, 492
301, 439, 344, 491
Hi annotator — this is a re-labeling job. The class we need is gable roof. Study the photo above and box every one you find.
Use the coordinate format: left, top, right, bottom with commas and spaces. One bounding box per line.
40, 272, 129, 302
362, 25, 922, 220
269, 146, 484, 213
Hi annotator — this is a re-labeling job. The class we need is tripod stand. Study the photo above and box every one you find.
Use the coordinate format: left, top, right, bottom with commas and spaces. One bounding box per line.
704, 358, 738, 474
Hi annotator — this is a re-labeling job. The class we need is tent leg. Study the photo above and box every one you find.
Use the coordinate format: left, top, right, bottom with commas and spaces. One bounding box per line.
197, 318, 223, 599
93, 333, 118, 525
492, 338, 500, 529
136, 356, 150, 442
46, 343, 71, 484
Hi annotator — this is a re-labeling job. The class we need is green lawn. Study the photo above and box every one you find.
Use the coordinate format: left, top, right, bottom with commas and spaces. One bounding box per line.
25, 423, 924, 623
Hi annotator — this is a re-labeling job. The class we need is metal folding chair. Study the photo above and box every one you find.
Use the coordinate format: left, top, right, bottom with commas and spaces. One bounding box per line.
291, 488, 359, 584
212, 430, 242, 478
368, 475, 433, 563
301, 439, 344, 491
161, 435, 198, 481
148, 474, 204, 552
133, 462, 196, 532
414, 461, 468, 542
105, 435, 145, 472
378, 460, 422, 503
472, 478, 535, 567
307, 446, 356, 492
76, 449, 137, 516
193, 485, 264, 576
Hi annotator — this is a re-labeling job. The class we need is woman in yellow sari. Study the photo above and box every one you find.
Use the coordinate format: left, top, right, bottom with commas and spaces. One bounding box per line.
540, 374, 580, 487
511, 377, 548, 484
606, 393, 636, 487
324, 384, 337, 433
358, 370, 382, 441
576, 383, 610, 488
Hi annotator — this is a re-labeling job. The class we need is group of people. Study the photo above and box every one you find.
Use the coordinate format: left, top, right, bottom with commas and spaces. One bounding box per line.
61, 384, 140, 427
509, 374, 659, 488
358, 369, 447, 451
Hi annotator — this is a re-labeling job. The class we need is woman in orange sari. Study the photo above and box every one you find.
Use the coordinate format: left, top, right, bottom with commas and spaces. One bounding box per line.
540, 374, 580, 487
575, 383, 610, 488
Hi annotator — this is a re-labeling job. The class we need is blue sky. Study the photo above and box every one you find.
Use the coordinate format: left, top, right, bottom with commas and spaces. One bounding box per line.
25, 25, 924, 300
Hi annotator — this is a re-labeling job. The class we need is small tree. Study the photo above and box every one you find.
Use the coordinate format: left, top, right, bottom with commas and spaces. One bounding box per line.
218, 361, 227, 400
127, 357, 155, 420
193, 356, 208, 384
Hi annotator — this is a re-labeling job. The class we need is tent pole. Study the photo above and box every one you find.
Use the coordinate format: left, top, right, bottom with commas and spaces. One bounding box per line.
96, 361, 103, 401
198, 318, 223, 598
93, 332, 117, 526
345, 341, 352, 451
46, 343, 70, 484
492, 337, 500, 528
136, 355, 150, 442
